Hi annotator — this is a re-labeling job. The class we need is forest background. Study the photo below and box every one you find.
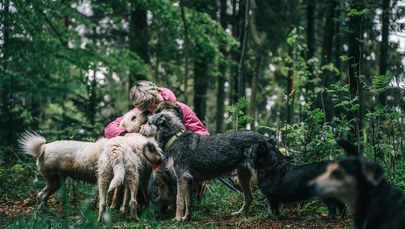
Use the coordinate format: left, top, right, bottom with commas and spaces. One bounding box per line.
1, 0, 405, 227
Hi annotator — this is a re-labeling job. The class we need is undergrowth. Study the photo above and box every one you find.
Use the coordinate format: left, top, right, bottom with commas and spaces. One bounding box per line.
1, 162, 338, 229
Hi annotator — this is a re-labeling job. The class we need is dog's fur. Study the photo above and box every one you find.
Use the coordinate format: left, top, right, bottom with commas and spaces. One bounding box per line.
109, 110, 149, 208
249, 140, 346, 219
97, 110, 157, 222
154, 101, 183, 119
309, 140, 405, 228
141, 111, 270, 221
97, 133, 161, 222
146, 101, 182, 216
147, 163, 177, 217
18, 131, 108, 208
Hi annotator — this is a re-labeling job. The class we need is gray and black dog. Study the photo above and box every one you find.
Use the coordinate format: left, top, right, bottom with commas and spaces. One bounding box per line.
147, 101, 181, 217
140, 111, 271, 221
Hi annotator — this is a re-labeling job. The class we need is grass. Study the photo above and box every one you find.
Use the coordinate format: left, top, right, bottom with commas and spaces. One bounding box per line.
1, 159, 350, 228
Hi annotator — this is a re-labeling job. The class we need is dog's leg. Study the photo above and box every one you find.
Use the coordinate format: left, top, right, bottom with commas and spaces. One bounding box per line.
323, 198, 338, 220
174, 173, 192, 221
126, 170, 140, 221
97, 177, 109, 223
110, 186, 121, 209
37, 177, 62, 209
269, 200, 280, 215
182, 179, 193, 221
231, 167, 253, 216
337, 202, 347, 219
120, 185, 129, 212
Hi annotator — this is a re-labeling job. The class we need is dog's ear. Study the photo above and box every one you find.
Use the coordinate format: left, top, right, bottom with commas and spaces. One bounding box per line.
173, 103, 183, 118
360, 159, 384, 186
250, 142, 271, 168
141, 110, 150, 116
268, 138, 277, 146
336, 139, 359, 156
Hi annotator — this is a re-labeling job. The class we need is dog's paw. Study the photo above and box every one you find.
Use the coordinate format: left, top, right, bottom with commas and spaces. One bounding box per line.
231, 210, 243, 216
173, 216, 183, 222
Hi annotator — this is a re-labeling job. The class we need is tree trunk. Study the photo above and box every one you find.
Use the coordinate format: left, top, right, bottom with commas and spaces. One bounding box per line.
249, 0, 263, 131
286, 49, 296, 125
180, 0, 190, 104
347, 0, 363, 142
379, 0, 390, 104
230, 0, 242, 104
129, 7, 149, 90
238, 0, 250, 100
307, 0, 316, 59
216, 0, 228, 133
321, 0, 337, 121
193, 46, 209, 121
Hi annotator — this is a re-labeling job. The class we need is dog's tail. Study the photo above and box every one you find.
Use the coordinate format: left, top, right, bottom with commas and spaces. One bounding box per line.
336, 139, 359, 156
18, 131, 46, 158
107, 143, 127, 193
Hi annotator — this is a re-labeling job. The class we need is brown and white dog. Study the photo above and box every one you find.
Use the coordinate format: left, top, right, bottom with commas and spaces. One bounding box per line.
309, 140, 405, 228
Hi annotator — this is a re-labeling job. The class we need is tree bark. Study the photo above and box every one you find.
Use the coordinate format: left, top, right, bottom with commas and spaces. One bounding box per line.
180, 0, 190, 104
307, 0, 316, 59
347, 0, 363, 142
379, 0, 390, 105
216, 0, 228, 133
321, 0, 337, 121
129, 7, 149, 90
249, 0, 263, 131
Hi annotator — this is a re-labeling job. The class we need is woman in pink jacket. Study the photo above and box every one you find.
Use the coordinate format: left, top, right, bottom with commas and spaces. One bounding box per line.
104, 80, 209, 138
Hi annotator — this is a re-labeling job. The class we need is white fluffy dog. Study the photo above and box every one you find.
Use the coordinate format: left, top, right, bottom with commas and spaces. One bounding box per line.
97, 132, 161, 222
18, 131, 108, 208
18, 110, 150, 210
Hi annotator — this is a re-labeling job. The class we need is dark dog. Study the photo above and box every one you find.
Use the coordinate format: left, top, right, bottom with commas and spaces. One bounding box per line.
249, 140, 346, 219
147, 163, 177, 217
147, 101, 180, 217
309, 140, 405, 228
141, 111, 270, 221
154, 101, 183, 119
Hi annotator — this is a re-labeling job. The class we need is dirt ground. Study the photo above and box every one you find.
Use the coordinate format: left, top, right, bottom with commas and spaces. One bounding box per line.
1, 198, 352, 228
190, 215, 351, 229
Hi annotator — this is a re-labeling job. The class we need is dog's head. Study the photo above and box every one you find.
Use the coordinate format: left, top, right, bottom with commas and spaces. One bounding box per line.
308, 157, 385, 208
142, 138, 166, 172
141, 111, 185, 140
120, 110, 149, 133
154, 101, 183, 120
249, 139, 287, 170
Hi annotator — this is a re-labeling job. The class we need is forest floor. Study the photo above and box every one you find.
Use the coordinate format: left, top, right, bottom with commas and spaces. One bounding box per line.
0, 171, 352, 229
1, 196, 352, 228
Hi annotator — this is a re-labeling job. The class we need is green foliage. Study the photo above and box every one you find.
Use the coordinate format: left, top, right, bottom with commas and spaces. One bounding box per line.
225, 97, 253, 131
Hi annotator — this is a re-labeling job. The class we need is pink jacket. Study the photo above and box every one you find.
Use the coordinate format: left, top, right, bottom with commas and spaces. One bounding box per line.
104, 88, 209, 138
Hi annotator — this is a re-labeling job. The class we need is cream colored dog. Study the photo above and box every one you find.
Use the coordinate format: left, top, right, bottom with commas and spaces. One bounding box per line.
97, 110, 162, 222
18, 110, 150, 211
18, 131, 108, 209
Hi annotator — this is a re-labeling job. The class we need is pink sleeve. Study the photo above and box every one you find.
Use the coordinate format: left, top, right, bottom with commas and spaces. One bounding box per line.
104, 116, 126, 139
105, 107, 140, 138
177, 102, 209, 135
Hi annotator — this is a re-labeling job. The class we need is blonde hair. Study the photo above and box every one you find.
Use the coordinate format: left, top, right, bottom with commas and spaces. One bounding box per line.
129, 80, 159, 110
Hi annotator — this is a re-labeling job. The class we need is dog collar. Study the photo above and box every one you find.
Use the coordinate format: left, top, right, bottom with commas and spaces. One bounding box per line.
164, 129, 186, 151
